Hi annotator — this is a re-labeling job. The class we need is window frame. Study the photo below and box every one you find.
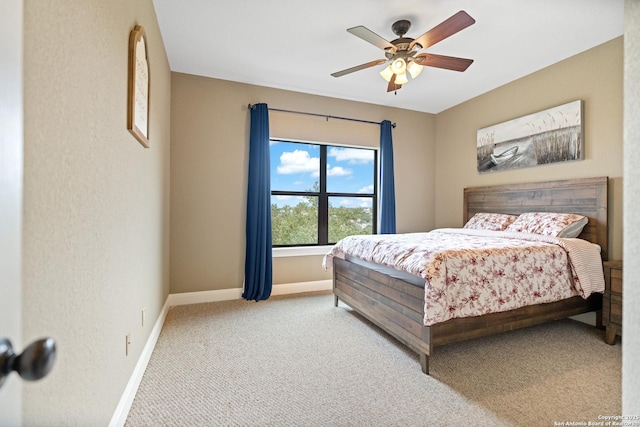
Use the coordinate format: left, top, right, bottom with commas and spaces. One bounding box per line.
270, 139, 378, 247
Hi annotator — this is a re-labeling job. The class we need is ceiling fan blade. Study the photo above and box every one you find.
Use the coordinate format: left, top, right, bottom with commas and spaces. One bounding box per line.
386, 74, 402, 92
414, 53, 474, 72
410, 10, 476, 50
347, 26, 397, 52
331, 59, 388, 77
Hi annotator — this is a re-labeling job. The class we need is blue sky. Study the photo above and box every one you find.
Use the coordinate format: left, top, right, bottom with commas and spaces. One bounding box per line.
270, 140, 375, 208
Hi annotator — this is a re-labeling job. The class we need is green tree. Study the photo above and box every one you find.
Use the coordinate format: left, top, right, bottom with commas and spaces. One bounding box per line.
272, 181, 373, 245
328, 205, 372, 243
271, 200, 317, 245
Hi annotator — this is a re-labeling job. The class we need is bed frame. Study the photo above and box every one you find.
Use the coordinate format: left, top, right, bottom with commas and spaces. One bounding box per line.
332, 177, 608, 375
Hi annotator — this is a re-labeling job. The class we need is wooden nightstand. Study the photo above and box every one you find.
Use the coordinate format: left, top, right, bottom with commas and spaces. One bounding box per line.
603, 261, 622, 345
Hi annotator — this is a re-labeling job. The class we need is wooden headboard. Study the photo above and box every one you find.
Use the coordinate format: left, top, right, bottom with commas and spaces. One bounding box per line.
463, 177, 608, 260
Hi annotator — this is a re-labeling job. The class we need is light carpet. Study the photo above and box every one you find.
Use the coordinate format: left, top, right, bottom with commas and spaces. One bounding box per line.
125, 291, 621, 426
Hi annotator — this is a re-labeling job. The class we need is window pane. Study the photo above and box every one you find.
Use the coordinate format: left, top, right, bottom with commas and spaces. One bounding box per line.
326, 147, 375, 194
328, 196, 373, 243
269, 140, 378, 247
270, 141, 320, 192
271, 195, 318, 245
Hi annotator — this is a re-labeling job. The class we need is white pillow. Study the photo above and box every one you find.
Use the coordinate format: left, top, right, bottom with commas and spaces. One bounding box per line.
556, 216, 589, 238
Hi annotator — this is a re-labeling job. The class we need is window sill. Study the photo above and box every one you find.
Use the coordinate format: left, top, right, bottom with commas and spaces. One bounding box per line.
272, 245, 334, 258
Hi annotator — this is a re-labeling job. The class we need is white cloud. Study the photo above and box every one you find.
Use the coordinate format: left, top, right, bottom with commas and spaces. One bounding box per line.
328, 147, 374, 164
277, 150, 319, 175
357, 185, 374, 194
327, 165, 352, 177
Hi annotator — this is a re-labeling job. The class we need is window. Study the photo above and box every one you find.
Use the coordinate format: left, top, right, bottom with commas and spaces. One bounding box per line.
270, 140, 377, 246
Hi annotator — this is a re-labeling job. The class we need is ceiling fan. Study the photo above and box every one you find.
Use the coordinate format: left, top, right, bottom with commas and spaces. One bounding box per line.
331, 11, 476, 93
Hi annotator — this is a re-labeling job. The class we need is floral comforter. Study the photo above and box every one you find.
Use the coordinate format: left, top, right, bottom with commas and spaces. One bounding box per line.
323, 228, 604, 326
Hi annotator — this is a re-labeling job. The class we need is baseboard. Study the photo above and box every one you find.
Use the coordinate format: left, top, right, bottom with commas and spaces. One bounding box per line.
271, 279, 332, 296
167, 287, 244, 306
110, 279, 332, 425
167, 279, 333, 306
108, 297, 171, 427
570, 311, 597, 326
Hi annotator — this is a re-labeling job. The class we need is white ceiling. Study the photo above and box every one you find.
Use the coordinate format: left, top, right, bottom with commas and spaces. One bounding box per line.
152, 0, 623, 114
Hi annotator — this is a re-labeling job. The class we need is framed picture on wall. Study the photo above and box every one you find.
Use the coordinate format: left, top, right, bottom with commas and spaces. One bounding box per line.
127, 25, 150, 148
476, 100, 584, 173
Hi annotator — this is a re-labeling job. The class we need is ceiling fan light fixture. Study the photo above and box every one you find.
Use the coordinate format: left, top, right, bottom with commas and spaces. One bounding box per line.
391, 58, 406, 74
330, 11, 476, 93
395, 72, 408, 85
379, 65, 394, 82
407, 61, 423, 79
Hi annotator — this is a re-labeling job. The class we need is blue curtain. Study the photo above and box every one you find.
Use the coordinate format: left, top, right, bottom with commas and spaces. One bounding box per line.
379, 120, 396, 234
243, 103, 272, 301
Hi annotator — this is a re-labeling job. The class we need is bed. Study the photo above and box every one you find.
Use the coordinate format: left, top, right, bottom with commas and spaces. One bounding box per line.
324, 177, 608, 375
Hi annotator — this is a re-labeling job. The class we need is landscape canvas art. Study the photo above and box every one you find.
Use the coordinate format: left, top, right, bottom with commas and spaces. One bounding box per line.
477, 100, 583, 173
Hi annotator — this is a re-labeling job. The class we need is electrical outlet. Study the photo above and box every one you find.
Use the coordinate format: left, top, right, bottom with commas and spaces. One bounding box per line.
141, 308, 145, 327
125, 333, 131, 356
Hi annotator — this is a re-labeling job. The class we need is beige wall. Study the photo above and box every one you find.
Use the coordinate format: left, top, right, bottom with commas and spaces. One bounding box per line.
22, 1, 171, 425
623, 0, 640, 413
170, 73, 436, 293
435, 37, 623, 260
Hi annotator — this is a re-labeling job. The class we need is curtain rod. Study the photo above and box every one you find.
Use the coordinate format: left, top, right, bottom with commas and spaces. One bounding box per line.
247, 104, 396, 128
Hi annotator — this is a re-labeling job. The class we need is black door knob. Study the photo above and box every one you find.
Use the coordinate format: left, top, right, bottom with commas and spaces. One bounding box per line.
0, 337, 56, 388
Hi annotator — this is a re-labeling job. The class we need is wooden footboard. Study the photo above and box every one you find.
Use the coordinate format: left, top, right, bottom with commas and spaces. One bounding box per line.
334, 256, 602, 375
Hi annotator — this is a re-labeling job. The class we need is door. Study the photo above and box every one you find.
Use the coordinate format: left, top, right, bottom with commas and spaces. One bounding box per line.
0, 0, 24, 424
